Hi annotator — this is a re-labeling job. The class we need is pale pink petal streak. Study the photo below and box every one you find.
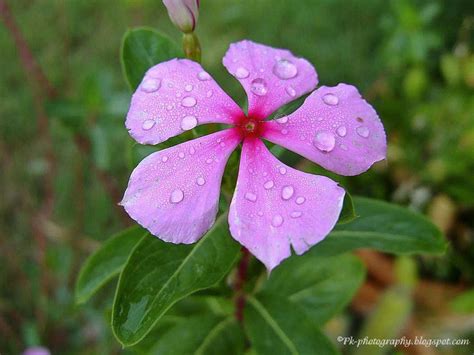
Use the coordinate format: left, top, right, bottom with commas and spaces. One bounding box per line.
262, 84, 387, 176
228, 139, 345, 271
126, 59, 243, 145
121, 129, 241, 243
222, 40, 318, 118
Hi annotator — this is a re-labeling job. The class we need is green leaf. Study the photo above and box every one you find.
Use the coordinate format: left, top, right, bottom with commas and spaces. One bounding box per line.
112, 215, 240, 346
244, 295, 338, 355
260, 254, 365, 326
310, 197, 446, 257
75, 226, 146, 304
337, 191, 356, 224
121, 27, 181, 90
149, 316, 245, 355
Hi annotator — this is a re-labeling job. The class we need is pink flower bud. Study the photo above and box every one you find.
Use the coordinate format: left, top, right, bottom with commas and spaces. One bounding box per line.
163, 0, 199, 33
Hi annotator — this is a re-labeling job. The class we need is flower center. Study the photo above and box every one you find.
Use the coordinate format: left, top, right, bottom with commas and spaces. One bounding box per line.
236, 114, 265, 139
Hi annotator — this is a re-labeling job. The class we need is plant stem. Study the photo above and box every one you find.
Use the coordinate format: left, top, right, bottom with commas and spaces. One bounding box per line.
182, 32, 201, 62
234, 247, 250, 323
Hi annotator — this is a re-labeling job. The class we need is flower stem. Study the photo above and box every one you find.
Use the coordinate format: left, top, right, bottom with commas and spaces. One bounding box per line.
182, 32, 201, 62
234, 247, 250, 323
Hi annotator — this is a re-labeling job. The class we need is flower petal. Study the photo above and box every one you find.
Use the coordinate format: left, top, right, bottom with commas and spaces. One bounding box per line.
228, 138, 345, 271
121, 129, 240, 243
222, 40, 318, 119
262, 83, 387, 176
126, 59, 243, 145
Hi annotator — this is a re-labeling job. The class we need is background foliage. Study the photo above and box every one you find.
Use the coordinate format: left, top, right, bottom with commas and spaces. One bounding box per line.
1, 0, 473, 354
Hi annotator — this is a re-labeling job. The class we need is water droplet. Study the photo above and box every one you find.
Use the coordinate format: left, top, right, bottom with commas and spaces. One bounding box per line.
234, 67, 249, 79
181, 96, 197, 107
279, 167, 287, 175
276, 116, 288, 124
197, 71, 211, 81
336, 125, 347, 137
281, 185, 294, 200
245, 192, 257, 202
281, 129, 288, 135
196, 177, 205, 186
185, 84, 193, 92
220, 142, 226, 147
161, 156, 168, 163
313, 130, 335, 152
250, 78, 268, 96
141, 78, 161, 93
166, 104, 173, 111
206, 158, 213, 164
181, 115, 198, 131
296, 196, 306, 205
356, 126, 370, 138
189, 147, 196, 155
290, 211, 302, 218
273, 59, 298, 79
206, 90, 213, 98
170, 189, 184, 203
271, 214, 284, 227
142, 119, 155, 130
322, 93, 339, 106
264, 180, 274, 189
285, 86, 296, 97
178, 152, 185, 159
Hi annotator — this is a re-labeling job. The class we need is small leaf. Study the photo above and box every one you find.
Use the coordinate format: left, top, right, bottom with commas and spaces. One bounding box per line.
75, 226, 146, 304
260, 254, 365, 325
149, 316, 245, 355
311, 197, 446, 257
112, 214, 240, 346
121, 27, 182, 90
245, 295, 338, 355
337, 191, 356, 224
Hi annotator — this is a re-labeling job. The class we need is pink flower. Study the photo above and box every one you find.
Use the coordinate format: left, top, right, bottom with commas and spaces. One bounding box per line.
121, 40, 386, 271
162, 0, 200, 33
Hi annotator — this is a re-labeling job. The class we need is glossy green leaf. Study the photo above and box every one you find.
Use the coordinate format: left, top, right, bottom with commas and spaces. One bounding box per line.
245, 295, 338, 355
260, 254, 365, 325
75, 226, 146, 304
310, 197, 446, 257
149, 316, 245, 355
337, 191, 356, 224
121, 27, 181, 90
112, 215, 240, 346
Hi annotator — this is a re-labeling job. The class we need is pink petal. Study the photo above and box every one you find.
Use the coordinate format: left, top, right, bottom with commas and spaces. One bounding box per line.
228, 138, 345, 271
121, 129, 240, 243
126, 59, 243, 145
262, 83, 387, 176
222, 40, 318, 119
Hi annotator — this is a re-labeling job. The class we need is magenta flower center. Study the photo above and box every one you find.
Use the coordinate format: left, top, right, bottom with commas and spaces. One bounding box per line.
236, 114, 266, 139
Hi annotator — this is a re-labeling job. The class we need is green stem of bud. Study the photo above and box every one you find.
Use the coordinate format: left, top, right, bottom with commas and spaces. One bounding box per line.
182, 32, 201, 63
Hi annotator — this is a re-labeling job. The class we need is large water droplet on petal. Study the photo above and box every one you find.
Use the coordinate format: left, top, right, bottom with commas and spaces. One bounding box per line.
356, 126, 370, 138
181, 115, 198, 131
196, 177, 205, 186
336, 125, 347, 137
170, 189, 184, 203
279, 167, 287, 175
313, 130, 336, 152
181, 96, 197, 107
271, 214, 284, 227
322, 93, 339, 106
142, 119, 156, 130
296, 196, 306, 205
245, 192, 257, 202
141, 78, 161, 93
264, 180, 274, 190
273, 59, 298, 79
234, 67, 249, 79
281, 185, 294, 200
197, 71, 211, 81
250, 78, 268, 96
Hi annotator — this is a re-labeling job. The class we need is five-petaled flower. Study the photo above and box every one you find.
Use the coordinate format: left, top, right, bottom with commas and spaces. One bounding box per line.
121, 40, 386, 271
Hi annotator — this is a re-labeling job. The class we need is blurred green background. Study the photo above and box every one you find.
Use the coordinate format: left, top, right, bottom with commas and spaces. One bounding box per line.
1, 0, 473, 354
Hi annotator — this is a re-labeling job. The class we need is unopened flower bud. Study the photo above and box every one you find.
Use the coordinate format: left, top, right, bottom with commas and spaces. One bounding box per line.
163, 0, 199, 33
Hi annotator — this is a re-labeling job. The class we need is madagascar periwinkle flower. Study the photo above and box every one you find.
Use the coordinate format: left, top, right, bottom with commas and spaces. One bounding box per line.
121, 40, 387, 271
162, 0, 199, 33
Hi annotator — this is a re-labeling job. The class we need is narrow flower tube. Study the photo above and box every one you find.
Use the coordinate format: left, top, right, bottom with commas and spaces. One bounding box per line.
162, 0, 199, 33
